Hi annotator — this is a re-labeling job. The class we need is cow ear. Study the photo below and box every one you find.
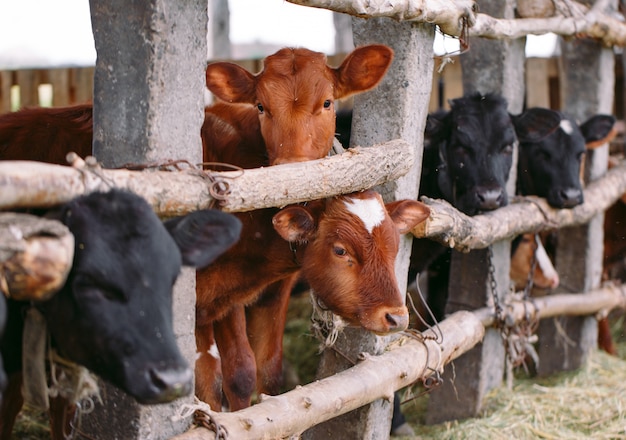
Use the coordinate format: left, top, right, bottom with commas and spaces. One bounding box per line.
385, 200, 431, 234
512, 107, 562, 143
580, 114, 617, 149
164, 210, 242, 269
334, 45, 394, 99
206, 62, 257, 104
272, 207, 316, 243
425, 112, 446, 141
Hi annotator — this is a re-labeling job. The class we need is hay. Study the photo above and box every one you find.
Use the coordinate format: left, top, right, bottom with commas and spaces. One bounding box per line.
401, 348, 626, 439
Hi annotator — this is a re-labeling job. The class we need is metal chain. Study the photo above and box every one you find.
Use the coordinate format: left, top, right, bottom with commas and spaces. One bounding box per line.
487, 244, 540, 370
193, 410, 229, 439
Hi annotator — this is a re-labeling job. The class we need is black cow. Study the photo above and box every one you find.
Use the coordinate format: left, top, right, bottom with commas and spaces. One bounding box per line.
0, 189, 241, 436
514, 108, 616, 208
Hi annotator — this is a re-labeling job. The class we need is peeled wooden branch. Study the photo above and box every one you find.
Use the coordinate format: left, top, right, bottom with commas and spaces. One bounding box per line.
171, 310, 484, 440
412, 161, 626, 251
474, 283, 626, 328
0, 139, 413, 216
471, 10, 626, 47
286, 0, 477, 36
0, 213, 74, 301
288, 0, 626, 48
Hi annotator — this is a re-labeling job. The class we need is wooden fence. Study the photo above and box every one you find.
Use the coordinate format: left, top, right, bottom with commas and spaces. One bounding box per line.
1, 55, 624, 117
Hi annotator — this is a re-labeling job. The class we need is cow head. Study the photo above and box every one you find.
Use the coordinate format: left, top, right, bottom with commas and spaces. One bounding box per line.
273, 190, 430, 334
205, 45, 393, 165
514, 109, 616, 208
423, 93, 516, 216
510, 233, 559, 292
36, 190, 241, 404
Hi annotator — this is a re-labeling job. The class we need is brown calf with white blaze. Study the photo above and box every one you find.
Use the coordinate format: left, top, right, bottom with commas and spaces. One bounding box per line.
195, 190, 430, 410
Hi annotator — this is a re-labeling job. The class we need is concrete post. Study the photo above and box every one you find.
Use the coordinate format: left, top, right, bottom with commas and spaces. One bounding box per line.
303, 18, 434, 439
82, 1, 207, 438
426, 0, 526, 424
536, 33, 615, 376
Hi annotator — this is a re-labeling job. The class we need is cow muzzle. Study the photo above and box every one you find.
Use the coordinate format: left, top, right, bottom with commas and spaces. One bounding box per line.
140, 364, 193, 404
365, 306, 409, 335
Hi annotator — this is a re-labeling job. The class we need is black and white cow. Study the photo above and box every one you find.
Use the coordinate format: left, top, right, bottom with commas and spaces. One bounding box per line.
513, 107, 616, 208
0, 189, 241, 436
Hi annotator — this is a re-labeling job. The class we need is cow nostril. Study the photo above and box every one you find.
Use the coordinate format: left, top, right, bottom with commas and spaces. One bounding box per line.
149, 365, 193, 394
477, 188, 503, 210
385, 313, 409, 332
559, 188, 583, 208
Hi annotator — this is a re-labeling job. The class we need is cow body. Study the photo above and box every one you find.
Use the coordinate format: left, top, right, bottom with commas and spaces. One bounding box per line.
0, 104, 93, 165
0, 190, 241, 437
408, 94, 518, 326
514, 108, 618, 354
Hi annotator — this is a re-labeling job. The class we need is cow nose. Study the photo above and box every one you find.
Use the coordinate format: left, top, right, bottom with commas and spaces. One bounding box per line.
149, 365, 193, 401
385, 312, 409, 332
559, 188, 583, 208
476, 187, 504, 211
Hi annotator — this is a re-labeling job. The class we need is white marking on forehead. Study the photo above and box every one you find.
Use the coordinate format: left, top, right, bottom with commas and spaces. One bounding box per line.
344, 197, 386, 234
535, 241, 558, 281
207, 343, 220, 360
560, 119, 574, 135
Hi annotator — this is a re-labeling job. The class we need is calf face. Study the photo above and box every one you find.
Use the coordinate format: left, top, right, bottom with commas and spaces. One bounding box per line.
27, 190, 240, 404
421, 93, 516, 215
205, 45, 393, 165
514, 108, 616, 208
274, 190, 430, 334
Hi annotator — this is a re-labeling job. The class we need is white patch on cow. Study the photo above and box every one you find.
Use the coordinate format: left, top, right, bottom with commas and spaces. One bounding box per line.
535, 240, 558, 285
207, 343, 220, 360
344, 197, 385, 234
560, 119, 574, 135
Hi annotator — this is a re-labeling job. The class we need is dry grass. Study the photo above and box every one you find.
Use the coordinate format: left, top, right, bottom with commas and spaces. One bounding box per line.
398, 316, 626, 440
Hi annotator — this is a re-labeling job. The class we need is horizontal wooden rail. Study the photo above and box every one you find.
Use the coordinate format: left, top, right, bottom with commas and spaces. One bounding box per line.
412, 160, 626, 251
0, 139, 413, 216
170, 310, 485, 440
169, 281, 626, 440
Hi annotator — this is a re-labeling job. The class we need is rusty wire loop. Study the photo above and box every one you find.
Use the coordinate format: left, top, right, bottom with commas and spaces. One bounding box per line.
193, 410, 229, 440
116, 157, 244, 210
195, 162, 245, 208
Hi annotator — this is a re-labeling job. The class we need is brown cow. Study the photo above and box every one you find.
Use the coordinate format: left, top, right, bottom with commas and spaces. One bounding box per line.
0, 45, 399, 413
197, 45, 416, 411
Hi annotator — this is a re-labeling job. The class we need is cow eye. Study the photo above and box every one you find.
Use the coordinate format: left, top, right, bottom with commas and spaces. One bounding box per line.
323, 100, 332, 109
73, 274, 127, 303
257, 103, 264, 114
502, 144, 514, 154
333, 246, 347, 257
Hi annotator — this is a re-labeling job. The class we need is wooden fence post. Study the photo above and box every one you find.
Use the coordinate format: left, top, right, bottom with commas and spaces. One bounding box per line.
303, 17, 434, 440
80, 1, 207, 438
425, 0, 526, 424
536, 26, 616, 375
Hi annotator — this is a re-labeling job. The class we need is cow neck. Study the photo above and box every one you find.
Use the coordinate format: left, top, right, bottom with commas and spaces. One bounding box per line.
22, 306, 101, 416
